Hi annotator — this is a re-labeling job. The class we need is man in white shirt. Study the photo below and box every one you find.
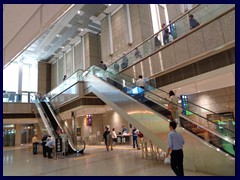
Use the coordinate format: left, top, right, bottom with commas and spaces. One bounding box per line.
45, 138, 55, 159
136, 75, 145, 101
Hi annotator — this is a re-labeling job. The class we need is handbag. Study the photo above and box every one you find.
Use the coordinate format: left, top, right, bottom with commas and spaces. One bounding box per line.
164, 157, 171, 164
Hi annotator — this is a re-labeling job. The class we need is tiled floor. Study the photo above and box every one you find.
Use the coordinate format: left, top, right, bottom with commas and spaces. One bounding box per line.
3, 144, 213, 176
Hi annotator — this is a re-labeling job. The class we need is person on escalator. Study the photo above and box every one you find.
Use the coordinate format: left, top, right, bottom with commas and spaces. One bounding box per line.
168, 90, 179, 122
136, 75, 146, 101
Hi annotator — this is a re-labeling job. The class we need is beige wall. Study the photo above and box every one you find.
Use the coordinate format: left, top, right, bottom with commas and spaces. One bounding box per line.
101, 4, 153, 65
66, 50, 73, 77
188, 86, 235, 118
15, 124, 22, 146
166, 4, 182, 22
38, 61, 51, 95
84, 32, 101, 68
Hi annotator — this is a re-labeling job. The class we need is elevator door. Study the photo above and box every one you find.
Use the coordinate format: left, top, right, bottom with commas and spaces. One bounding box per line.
3, 129, 15, 146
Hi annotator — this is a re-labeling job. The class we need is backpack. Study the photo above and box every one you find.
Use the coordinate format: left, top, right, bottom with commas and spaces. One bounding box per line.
138, 132, 143, 138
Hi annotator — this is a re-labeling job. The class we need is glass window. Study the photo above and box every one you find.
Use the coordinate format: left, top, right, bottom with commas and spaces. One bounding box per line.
3, 62, 19, 92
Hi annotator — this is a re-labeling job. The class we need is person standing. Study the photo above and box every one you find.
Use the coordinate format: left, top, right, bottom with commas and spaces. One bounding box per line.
111, 128, 117, 147
121, 54, 129, 70
165, 121, 185, 176
189, 14, 200, 29
113, 63, 120, 72
98, 61, 107, 70
134, 47, 142, 60
168, 90, 179, 121
136, 75, 145, 89
136, 75, 146, 101
132, 127, 140, 150
32, 134, 39, 155
103, 126, 111, 151
162, 23, 169, 45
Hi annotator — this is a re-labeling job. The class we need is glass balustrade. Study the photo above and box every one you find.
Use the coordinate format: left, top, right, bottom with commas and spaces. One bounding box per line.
107, 4, 234, 73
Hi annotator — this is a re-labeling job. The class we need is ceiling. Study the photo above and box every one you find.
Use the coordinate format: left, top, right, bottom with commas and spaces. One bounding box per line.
21, 4, 122, 63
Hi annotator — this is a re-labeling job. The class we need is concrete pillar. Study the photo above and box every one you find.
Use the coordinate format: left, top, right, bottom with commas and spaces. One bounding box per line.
15, 124, 22, 146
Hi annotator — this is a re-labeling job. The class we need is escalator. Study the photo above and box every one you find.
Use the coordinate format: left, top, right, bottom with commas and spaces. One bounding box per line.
111, 71, 235, 156
34, 98, 56, 139
40, 101, 58, 132
83, 66, 235, 175
37, 99, 85, 154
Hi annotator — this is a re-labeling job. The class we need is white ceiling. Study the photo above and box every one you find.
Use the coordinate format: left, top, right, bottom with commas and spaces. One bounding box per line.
20, 4, 122, 62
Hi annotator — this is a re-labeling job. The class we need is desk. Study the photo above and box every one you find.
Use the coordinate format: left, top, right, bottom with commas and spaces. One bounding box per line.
117, 135, 131, 144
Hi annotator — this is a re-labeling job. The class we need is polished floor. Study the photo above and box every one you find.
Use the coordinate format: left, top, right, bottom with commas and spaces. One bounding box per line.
3, 144, 213, 176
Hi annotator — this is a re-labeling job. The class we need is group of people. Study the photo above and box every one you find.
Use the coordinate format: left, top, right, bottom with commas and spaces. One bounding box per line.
103, 125, 144, 151
82, 15, 200, 81
103, 127, 117, 151
155, 14, 199, 47
31, 134, 55, 159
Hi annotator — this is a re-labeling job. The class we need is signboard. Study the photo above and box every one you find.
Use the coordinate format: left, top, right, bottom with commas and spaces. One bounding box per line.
55, 138, 62, 153
180, 95, 189, 115
77, 127, 81, 136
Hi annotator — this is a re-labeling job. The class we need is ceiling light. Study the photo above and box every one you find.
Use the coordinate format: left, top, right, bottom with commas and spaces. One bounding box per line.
77, 10, 81, 14
56, 34, 60, 37
80, 28, 84, 31
108, 4, 111, 6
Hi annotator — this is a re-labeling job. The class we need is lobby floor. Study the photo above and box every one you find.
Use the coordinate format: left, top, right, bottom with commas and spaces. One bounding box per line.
3, 144, 213, 176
